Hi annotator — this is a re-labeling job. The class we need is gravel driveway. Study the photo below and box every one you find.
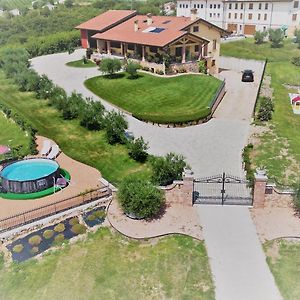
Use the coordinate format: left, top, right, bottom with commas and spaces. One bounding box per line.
31, 50, 263, 178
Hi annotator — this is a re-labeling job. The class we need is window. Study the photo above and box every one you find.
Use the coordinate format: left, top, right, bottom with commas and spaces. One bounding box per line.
235, 3, 238, 9
201, 4, 204, 8
241, 3, 244, 9
240, 25, 242, 30
217, 13, 220, 17
128, 44, 134, 50
229, 3, 232, 9
240, 13, 243, 19
179, 4, 182, 8
264, 13, 267, 20
265, 3, 268, 9
194, 4, 196, 8
209, 13, 212, 17
292, 13, 297, 21
193, 26, 199, 32
228, 12, 231, 18
259, 3, 262, 9
111, 41, 120, 48
149, 46, 158, 53
234, 13, 237, 19
197, 4, 200, 8
214, 4, 216, 8
186, 4, 189, 8
212, 59, 216, 67
213, 13, 216, 17
248, 13, 252, 20
258, 13, 261, 20
249, 3, 253, 9
218, 4, 221, 8
195, 45, 199, 52
213, 39, 217, 50
263, 26, 266, 31
210, 4, 212, 8
175, 47, 182, 57
294, 1, 299, 8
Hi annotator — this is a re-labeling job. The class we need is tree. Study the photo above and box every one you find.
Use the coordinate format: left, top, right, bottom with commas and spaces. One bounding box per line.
99, 58, 122, 77
125, 60, 140, 78
254, 30, 267, 44
64, 0, 74, 8
118, 176, 164, 219
104, 111, 128, 144
128, 137, 149, 162
268, 29, 284, 48
62, 92, 84, 120
150, 152, 188, 186
80, 101, 105, 130
293, 183, 300, 213
294, 29, 300, 48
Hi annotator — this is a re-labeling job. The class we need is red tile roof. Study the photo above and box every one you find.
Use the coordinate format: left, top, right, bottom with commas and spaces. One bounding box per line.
75, 10, 137, 31
91, 15, 207, 47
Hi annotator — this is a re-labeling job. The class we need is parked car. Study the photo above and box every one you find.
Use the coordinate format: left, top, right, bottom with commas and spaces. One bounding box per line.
242, 70, 254, 82
124, 131, 134, 141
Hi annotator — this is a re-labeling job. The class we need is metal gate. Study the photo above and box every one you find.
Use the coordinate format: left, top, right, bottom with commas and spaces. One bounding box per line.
193, 173, 253, 206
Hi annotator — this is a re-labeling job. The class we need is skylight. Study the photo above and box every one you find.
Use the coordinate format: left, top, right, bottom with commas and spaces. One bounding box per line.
149, 27, 165, 33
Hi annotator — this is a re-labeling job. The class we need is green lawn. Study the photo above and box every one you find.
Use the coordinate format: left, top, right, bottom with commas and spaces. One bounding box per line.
66, 59, 96, 68
0, 110, 30, 161
0, 228, 215, 300
85, 72, 222, 124
0, 71, 150, 186
221, 38, 300, 186
265, 240, 300, 300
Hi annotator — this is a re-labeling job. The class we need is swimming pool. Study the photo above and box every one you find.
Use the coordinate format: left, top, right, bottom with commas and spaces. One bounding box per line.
0, 158, 60, 194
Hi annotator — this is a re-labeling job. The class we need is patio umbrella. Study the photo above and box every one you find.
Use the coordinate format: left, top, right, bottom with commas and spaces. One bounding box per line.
0, 145, 10, 155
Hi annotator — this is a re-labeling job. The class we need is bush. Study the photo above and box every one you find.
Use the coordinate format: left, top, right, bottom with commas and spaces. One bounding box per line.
62, 92, 84, 120
254, 31, 267, 44
105, 111, 128, 144
71, 223, 87, 235
87, 214, 96, 221
12, 244, 24, 253
53, 233, 65, 244
242, 144, 255, 184
28, 235, 42, 246
43, 229, 54, 240
128, 136, 149, 162
99, 58, 122, 77
80, 100, 105, 130
93, 210, 106, 219
198, 60, 207, 73
257, 97, 274, 121
69, 217, 79, 226
30, 247, 39, 254
150, 152, 187, 186
294, 29, 300, 48
125, 61, 140, 78
118, 176, 164, 219
86, 48, 93, 59
291, 56, 300, 67
268, 29, 284, 48
54, 223, 65, 233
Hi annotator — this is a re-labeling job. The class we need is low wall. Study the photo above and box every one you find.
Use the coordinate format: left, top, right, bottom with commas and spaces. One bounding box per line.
169, 61, 199, 74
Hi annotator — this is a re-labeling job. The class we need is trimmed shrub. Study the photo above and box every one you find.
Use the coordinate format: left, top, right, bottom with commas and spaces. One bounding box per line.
128, 136, 149, 162
87, 214, 96, 221
125, 61, 140, 78
118, 176, 164, 219
43, 230, 54, 240
150, 152, 188, 186
257, 97, 274, 121
93, 210, 106, 219
198, 60, 207, 74
254, 31, 267, 44
80, 101, 105, 130
54, 223, 65, 233
28, 235, 42, 246
291, 56, 300, 67
99, 58, 122, 77
71, 223, 87, 235
105, 111, 128, 144
268, 29, 284, 48
69, 217, 79, 226
12, 244, 24, 253
242, 144, 255, 184
31, 247, 39, 254
53, 233, 65, 244
294, 184, 300, 213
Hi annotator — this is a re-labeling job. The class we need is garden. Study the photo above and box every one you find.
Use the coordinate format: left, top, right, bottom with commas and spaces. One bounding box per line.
85, 69, 222, 124
221, 36, 300, 186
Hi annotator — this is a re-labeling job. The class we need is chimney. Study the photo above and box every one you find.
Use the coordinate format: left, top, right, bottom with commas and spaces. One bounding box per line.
190, 8, 198, 21
134, 19, 139, 32
147, 13, 152, 26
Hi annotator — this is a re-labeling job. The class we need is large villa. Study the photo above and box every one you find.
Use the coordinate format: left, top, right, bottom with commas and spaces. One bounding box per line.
76, 9, 227, 74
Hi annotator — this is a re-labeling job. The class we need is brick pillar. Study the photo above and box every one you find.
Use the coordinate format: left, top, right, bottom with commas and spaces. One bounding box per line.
253, 169, 268, 208
182, 168, 194, 206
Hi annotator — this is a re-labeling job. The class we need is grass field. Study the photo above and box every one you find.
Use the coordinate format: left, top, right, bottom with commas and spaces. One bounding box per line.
0, 228, 215, 300
0, 71, 150, 186
0, 110, 30, 160
66, 59, 96, 68
265, 240, 300, 300
0, 0, 32, 10
221, 38, 300, 185
85, 72, 222, 124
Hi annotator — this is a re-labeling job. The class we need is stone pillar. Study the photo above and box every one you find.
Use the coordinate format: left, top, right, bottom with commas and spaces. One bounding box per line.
253, 169, 268, 208
182, 168, 194, 206
96, 40, 101, 53
107, 41, 111, 55
198, 44, 203, 60
182, 44, 186, 63
124, 43, 127, 58
142, 46, 145, 61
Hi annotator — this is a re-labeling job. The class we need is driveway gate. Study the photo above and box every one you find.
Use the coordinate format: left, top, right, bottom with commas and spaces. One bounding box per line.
193, 173, 253, 206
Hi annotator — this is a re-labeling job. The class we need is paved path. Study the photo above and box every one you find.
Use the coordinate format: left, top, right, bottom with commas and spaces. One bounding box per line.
31, 50, 263, 178
197, 205, 282, 300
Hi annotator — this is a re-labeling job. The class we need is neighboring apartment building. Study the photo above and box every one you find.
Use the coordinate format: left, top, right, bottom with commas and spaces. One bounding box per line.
76, 10, 227, 74
177, 0, 300, 36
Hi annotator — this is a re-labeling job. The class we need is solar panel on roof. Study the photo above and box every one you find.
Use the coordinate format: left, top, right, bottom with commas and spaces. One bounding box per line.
150, 27, 165, 33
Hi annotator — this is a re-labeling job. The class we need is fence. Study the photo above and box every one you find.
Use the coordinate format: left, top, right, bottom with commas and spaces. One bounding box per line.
0, 187, 112, 234
209, 79, 226, 114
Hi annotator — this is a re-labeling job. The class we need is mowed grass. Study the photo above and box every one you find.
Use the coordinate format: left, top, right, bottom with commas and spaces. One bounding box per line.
0, 228, 215, 300
0, 111, 30, 160
265, 240, 300, 300
66, 59, 96, 68
85, 72, 222, 124
0, 71, 150, 185
221, 39, 300, 185
0, 0, 32, 9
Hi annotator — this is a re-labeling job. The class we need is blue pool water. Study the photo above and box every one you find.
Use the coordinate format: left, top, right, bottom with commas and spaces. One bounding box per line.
0, 159, 59, 181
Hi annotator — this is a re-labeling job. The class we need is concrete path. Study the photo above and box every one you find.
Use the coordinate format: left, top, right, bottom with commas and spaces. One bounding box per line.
197, 205, 282, 300
31, 50, 263, 178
